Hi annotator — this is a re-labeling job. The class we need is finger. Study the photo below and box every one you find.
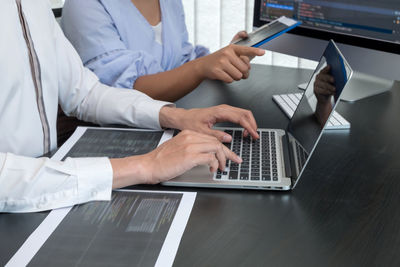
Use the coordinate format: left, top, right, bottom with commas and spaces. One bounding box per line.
180, 129, 225, 143
190, 143, 240, 171
237, 31, 248, 39
240, 56, 251, 79
315, 80, 336, 93
214, 106, 259, 139
317, 73, 335, 84
214, 69, 234, 83
321, 65, 331, 74
214, 144, 227, 170
194, 153, 219, 173
239, 115, 259, 139
315, 86, 333, 96
203, 128, 232, 143
229, 55, 250, 74
222, 144, 242, 164
222, 63, 244, 81
239, 109, 258, 138
209, 157, 219, 173
231, 111, 258, 139
192, 141, 242, 164
240, 55, 251, 69
232, 45, 265, 57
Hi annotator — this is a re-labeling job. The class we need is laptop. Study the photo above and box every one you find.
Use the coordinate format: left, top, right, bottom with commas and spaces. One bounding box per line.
163, 40, 353, 191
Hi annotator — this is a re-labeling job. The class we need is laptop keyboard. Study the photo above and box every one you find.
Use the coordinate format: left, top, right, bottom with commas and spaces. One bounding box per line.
214, 129, 280, 182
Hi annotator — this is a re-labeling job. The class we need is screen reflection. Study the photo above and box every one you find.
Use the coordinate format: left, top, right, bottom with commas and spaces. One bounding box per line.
286, 41, 351, 179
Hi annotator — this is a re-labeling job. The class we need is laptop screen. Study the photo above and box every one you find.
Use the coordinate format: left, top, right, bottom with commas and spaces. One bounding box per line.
286, 40, 353, 186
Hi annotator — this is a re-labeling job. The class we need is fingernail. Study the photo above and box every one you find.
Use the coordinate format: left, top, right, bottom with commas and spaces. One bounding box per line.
237, 156, 243, 163
223, 135, 231, 142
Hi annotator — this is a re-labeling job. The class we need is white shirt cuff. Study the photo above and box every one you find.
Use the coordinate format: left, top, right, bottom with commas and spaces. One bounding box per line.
72, 157, 113, 203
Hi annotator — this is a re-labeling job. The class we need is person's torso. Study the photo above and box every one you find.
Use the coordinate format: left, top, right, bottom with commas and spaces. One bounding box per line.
0, 0, 59, 157
100, 0, 185, 71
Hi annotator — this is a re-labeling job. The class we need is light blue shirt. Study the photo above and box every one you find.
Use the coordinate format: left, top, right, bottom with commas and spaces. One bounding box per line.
61, 0, 209, 89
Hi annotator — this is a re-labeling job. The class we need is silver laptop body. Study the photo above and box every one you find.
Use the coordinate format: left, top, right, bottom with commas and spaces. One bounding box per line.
163, 40, 353, 191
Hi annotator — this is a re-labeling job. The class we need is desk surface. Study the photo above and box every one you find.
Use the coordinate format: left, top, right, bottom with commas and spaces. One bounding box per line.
1, 64, 400, 267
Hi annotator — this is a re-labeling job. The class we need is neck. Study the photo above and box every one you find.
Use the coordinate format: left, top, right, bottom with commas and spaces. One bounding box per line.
131, 0, 161, 26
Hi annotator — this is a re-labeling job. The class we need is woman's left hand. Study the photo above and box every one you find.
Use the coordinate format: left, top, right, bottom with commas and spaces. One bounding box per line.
231, 31, 249, 44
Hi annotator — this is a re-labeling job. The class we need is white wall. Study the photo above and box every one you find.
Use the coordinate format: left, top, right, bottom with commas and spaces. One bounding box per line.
50, 0, 64, 9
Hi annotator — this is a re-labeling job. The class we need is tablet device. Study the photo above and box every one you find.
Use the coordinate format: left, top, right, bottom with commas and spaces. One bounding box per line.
233, 16, 301, 47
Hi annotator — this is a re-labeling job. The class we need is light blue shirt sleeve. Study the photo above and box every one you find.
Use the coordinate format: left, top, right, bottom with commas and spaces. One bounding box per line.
62, 0, 164, 89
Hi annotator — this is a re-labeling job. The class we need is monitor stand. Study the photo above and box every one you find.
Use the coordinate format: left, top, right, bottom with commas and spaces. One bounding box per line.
297, 72, 399, 102
340, 72, 399, 102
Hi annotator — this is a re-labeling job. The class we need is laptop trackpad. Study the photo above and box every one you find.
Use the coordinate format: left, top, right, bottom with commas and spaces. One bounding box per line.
170, 165, 214, 183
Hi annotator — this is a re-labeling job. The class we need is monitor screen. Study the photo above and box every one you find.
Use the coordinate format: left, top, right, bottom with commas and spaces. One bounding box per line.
285, 41, 352, 181
259, 0, 400, 45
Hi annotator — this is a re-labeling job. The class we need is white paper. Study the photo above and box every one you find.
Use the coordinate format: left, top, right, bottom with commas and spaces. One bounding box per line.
5, 207, 72, 267
277, 16, 298, 27
6, 127, 193, 267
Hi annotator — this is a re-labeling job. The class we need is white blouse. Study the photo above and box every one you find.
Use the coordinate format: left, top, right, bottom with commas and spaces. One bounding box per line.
152, 22, 163, 45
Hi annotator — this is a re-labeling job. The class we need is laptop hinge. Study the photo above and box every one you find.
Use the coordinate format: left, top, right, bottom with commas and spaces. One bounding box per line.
281, 132, 292, 179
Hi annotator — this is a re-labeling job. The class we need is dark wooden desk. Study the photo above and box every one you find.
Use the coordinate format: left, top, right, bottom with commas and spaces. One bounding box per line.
1, 65, 400, 267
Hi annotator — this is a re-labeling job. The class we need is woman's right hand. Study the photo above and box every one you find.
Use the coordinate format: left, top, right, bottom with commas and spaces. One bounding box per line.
111, 130, 242, 188
195, 44, 265, 83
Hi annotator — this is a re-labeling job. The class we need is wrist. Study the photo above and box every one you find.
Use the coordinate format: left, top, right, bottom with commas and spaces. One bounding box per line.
192, 57, 207, 80
110, 156, 151, 188
159, 106, 187, 129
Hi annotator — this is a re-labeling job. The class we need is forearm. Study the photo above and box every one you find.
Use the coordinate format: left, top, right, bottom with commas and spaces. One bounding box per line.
134, 59, 204, 102
110, 155, 150, 189
77, 82, 171, 130
315, 102, 333, 125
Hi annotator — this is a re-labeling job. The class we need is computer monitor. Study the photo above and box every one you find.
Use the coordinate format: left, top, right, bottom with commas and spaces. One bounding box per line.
253, 0, 400, 101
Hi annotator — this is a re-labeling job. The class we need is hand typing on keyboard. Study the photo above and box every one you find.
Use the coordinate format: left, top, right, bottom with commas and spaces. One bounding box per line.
161, 105, 260, 143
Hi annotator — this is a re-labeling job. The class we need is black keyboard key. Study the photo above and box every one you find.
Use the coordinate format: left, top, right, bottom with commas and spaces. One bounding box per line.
216, 175, 222, 179
224, 130, 233, 135
224, 142, 231, 149
251, 176, 260, 181
229, 171, 238, 180
262, 175, 271, 181
223, 171, 228, 175
239, 173, 249, 180
234, 131, 242, 138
